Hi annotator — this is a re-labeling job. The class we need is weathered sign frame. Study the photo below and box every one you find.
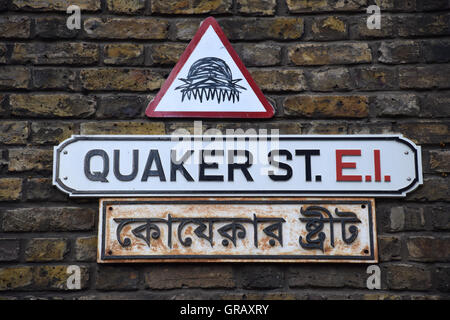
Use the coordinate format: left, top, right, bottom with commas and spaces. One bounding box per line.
98, 197, 378, 263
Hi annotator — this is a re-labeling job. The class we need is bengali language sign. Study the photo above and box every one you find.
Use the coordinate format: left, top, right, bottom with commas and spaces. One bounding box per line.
98, 198, 378, 263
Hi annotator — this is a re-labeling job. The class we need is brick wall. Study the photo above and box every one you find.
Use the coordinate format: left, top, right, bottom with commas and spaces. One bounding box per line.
0, 0, 449, 300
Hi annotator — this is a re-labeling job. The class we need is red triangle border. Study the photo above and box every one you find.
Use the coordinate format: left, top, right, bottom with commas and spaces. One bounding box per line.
145, 17, 275, 119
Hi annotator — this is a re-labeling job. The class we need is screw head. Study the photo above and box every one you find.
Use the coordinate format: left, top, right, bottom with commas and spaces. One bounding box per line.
404, 151, 409, 155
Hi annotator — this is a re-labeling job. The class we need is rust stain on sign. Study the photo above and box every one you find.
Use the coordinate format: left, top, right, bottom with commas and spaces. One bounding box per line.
97, 197, 377, 263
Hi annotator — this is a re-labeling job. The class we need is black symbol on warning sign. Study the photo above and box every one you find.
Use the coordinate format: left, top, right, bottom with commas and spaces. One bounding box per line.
175, 57, 246, 104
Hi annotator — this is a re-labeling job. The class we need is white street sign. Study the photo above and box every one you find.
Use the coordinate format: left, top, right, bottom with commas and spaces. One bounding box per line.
53, 135, 422, 197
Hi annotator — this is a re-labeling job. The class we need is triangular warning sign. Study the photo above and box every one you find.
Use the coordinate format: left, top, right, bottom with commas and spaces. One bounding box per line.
145, 17, 274, 119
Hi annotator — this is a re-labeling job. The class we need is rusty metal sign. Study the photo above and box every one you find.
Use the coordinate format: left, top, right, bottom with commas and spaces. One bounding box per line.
98, 198, 377, 263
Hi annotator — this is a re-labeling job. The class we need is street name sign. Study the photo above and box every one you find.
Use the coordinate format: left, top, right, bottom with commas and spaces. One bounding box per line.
98, 197, 378, 263
53, 134, 422, 197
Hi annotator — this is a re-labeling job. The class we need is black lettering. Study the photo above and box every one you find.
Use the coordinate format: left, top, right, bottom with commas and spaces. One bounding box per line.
141, 149, 166, 182
199, 150, 224, 181
113, 150, 138, 181
295, 149, 320, 182
170, 150, 194, 182
228, 150, 253, 182
84, 149, 109, 182
268, 150, 292, 181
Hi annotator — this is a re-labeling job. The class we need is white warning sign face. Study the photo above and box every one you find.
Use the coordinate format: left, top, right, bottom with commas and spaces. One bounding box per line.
146, 17, 274, 118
